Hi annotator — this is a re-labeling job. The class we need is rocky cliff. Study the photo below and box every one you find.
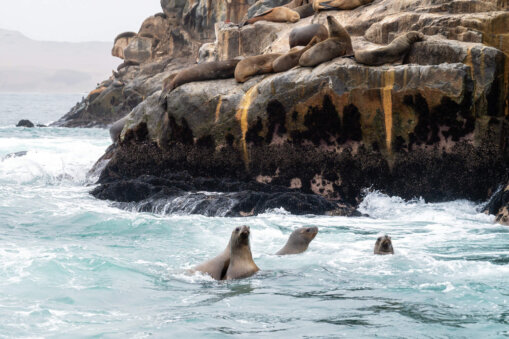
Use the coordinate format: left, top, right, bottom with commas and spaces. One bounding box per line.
60, 0, 509, 217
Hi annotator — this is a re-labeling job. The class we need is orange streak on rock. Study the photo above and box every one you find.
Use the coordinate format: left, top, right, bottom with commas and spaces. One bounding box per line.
381, 70, 395, 153
236, 84, 259, 166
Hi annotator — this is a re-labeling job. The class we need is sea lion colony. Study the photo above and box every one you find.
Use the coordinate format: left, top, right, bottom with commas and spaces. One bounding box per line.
158, 0, 423, 98
191, 225, 394, 280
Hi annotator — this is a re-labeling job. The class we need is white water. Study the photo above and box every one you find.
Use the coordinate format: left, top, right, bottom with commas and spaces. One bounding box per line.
0, 93, 508, 338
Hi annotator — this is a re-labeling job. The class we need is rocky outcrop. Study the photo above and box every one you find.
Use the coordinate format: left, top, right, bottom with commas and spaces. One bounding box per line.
58, 0, 509, 217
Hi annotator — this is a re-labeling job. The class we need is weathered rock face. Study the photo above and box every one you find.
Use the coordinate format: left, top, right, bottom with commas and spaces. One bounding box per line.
58, 0, 509, 217
54, 0, 258, 128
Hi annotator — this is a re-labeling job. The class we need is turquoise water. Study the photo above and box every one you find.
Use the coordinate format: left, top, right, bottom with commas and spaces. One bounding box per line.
1, 93, 508, 338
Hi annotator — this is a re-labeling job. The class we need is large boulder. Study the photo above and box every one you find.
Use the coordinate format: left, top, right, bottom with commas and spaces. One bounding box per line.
124, 37, 154, 64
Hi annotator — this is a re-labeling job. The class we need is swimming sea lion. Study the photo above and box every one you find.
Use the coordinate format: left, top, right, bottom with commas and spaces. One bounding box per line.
192, 241, 230, 280
224, 225, 259, 280
159, 60, 240, 103
354, 31, 424, 66
299, 16, 353, 67
234, 53, 282, 83
273, 36, 322, 73
245, 7, 300, 25
313, 0, 374, 11
289, 23, 329, 48
276, 227, 319, 255
374, 235, 394, 255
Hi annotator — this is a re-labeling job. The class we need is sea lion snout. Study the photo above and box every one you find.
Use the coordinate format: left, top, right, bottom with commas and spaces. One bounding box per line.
374, 235, 394, 255
236, 225, 250, 237
302, 226, 319, 239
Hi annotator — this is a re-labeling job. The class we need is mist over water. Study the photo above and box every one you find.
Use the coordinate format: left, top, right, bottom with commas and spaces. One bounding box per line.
1, 93, 508, 337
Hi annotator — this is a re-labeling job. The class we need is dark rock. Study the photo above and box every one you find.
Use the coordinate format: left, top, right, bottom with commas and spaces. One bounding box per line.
2, 151, 28, 160
16, 120, 34, 128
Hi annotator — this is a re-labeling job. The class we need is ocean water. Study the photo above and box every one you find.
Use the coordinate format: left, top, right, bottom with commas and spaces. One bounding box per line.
0, 93, 508, 338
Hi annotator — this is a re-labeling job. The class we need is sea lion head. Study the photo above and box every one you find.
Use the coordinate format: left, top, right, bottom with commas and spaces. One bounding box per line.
374, 235, 394, 255
286, 226, 318, 250
326, 16, 342, 36
231, 225, 251, 247
405, 31, 425, 43
288, 10, 301, 23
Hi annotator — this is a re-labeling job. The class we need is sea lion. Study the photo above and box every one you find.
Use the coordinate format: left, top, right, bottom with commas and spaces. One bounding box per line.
276, 227, 319, 255
374, 235, 394, 255
294, 3, 316, 18
245, 7, 300, 25
224, 225, 259, 280
234, 53, 282, 83
117, 60, 140, 72
289, 23, 329, 48
273, 36, 322, 73
299, 16, 353, 67
354, 31, 424, 66
109, 115, 129, 142
313, 0, 374, 11
192, 241, 230, 280
112, 32, 137, 59
159, 60, 240, 103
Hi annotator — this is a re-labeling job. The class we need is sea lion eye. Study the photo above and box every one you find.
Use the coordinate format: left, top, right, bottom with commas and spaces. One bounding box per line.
306, 229, 311, 232
235, 227, 240, 232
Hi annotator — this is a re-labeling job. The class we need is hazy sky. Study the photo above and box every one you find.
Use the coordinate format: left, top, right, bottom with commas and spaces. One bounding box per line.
0, 0, 162, 42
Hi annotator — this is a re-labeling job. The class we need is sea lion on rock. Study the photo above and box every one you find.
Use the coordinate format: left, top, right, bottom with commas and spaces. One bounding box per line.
192, 241, 230, 280
117, 60, 140, 72
289, 23, 329, 48
273, 36, 322, 73
313, 0, 374, 11
374, 235, 394, 255
224, 225, 259, 280
245, 7, 300, 25
276, 227, 319, 255
294, 3, 316, 18
235, 53, 282, 83
299, 16, 353, 67
355, 31, 424, 66
159, 60, 240, 102
109, 115, 129, 142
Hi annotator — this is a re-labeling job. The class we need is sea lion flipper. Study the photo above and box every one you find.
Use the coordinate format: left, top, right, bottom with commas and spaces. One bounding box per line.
253, 8, 275, 18
219, 258, 230, 280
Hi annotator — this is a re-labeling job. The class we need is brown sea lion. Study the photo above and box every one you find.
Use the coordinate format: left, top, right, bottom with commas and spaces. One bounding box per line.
294, 3, 316, 18
276, 227, 319, 255
289, 23, 329, 48
245, 7, 300, 25
355, 31, 424, 66
313, 0, 374, 11
192, 241, 230, 280
224, 225, 259, 280
159, 60, 240, 103
234, 53, 282, 83
299, 16, 353, 67
273, 36, 322, 73
109, 115, 128, 142
117, 60, 140, 72
374, 235, 394, 255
